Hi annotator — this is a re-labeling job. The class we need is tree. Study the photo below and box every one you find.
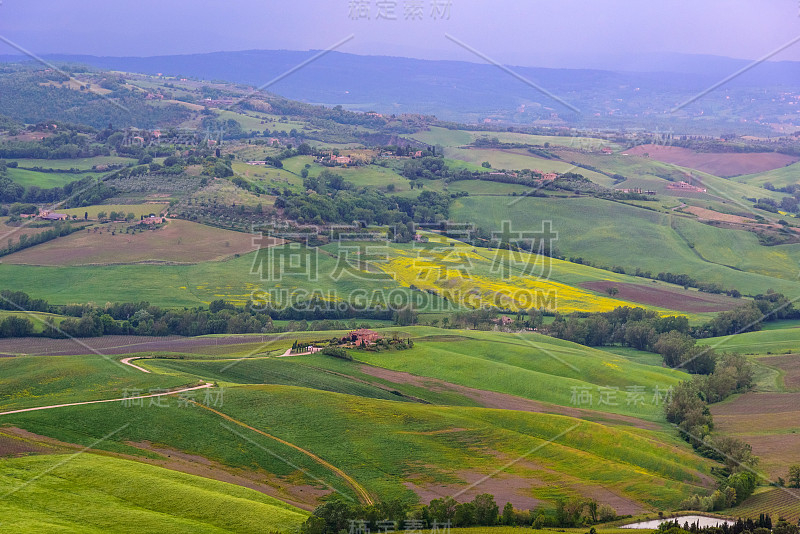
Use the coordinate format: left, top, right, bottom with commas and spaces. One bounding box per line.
726, 471, 757, 505
97, 211, 107, 220
0, 316, 33, 337
427, 496, 457, 524
624, 321, 657, 351
472, 494, 498, 526
501, 502, 515, 526
585, 498, 598, 523
481, 161, 491, 168
789, 464, 800, 488
605, 286, 619, 296
654, 331, 695, 368
773, 520, 799, 534
394, 307, 417, 326
453, 502, 476, 527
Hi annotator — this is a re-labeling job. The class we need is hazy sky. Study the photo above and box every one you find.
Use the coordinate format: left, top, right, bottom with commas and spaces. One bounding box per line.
1, 0, 799, 67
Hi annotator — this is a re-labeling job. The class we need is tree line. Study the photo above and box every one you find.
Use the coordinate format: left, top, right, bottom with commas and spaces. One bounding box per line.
0, 292, 394, 339
301, 493, 620, 534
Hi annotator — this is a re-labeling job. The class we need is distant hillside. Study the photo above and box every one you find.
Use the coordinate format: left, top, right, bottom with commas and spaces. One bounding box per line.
2, 49, 798, 134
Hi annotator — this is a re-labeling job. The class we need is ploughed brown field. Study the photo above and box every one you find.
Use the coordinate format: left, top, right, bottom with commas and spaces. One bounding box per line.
625, 144, 799, 177
711, 392, 800, 480
0, 334, 273, 356
1, 219, 274, 266
580, 281, 741, 313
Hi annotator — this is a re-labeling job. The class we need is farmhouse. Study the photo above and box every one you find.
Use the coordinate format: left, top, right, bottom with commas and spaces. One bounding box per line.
342, 329, 382, 345
140, 216, 165, 225
38, 209, 68, 221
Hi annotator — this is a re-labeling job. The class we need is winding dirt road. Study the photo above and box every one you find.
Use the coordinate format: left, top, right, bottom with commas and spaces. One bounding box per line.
0, 383, 213, 416
120, 357, 151, 373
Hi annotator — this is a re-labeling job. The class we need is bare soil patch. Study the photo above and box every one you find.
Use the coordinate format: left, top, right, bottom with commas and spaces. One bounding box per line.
0, 429, 58, 457
359, 365, 660, 430
404, 467, 544, 510
625, 145, 799, 177
2, 219, 277, 266
580, 281, 740, 313
683, 206, 754, 224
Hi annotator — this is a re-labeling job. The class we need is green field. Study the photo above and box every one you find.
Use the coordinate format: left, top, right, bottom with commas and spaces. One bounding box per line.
699, 327, 800, 355
6, 168, 95, 189
11, 156, 136, 171
280, 155, 420, 193
0, 453, 308, 533
409, 126, 620, 151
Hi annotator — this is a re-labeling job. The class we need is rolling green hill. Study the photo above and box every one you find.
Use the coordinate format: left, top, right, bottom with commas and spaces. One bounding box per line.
450, 195, 800, 298
0, 453, 308, 533
2, 383, 714, 511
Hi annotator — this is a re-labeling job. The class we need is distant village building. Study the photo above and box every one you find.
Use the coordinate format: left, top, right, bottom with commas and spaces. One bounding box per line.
140, 216, 165, 225
319, 153, 353, 166
533, 170, 558, 181
667, 181, 707, 193
616, 188, 658, 195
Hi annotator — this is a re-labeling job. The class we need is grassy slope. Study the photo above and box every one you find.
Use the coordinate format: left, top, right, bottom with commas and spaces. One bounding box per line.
2, 384, 713, 510
347, 327, 686, 421
450, 195, 800, 298
0, 453, 308, 533
0, 354, 194, 411
732, 160, 800, 188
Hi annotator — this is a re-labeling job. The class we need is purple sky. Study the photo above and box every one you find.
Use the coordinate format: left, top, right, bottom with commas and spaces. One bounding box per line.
1, 0, 799, 67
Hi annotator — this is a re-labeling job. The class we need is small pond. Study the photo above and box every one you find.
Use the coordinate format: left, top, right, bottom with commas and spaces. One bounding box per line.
621, 516, 733, 529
